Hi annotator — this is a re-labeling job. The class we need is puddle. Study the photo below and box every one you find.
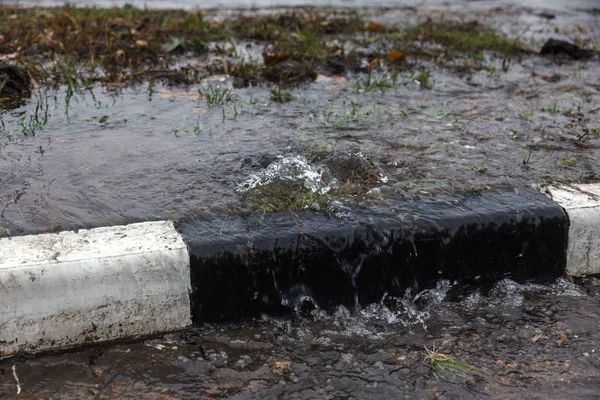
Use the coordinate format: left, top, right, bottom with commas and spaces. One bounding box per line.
2, 277, 600, 399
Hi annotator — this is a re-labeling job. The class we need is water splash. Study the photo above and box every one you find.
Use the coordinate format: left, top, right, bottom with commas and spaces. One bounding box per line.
237, 154, 339, 194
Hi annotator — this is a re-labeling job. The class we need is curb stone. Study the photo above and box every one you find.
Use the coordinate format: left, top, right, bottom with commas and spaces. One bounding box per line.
0, 221, 191, 358
1, 184, 598, 358
544, 183, 600, 276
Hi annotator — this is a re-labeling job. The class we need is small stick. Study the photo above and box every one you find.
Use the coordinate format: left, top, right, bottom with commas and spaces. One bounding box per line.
12, 365, 21, 395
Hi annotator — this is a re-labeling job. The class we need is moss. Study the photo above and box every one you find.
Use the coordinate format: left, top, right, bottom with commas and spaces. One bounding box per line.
243, 181, 331, 213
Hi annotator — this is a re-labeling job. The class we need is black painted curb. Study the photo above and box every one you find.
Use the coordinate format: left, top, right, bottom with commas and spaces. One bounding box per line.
177, 188, 568, 322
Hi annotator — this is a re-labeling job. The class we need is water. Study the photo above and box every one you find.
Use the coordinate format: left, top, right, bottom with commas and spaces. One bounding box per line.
0, 2, 600, 398
2, 277, 600, 399
2, 52, 599, 235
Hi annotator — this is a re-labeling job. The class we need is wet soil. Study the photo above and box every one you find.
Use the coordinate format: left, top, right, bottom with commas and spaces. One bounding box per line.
2, 278, 600, 399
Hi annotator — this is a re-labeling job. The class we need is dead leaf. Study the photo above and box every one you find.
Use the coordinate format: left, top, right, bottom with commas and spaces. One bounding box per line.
505, 363, 518, 369
368, 21, 384, 32
271, 361, 292, 375
556, 331, 567, 346
136, 40, 148, 47
0, 51, 19, 61
368, 57, 381, 70
315, 74, 347, 83
262, 52, 289, 66
388, 49, 405, 62
115, 49, 125, 58
157, 88, 199, 99
531, 334, 542, 343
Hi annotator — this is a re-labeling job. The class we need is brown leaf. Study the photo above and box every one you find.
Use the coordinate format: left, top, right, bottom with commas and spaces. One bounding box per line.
136, 40, 148, 47
271, 361, 292, 375
531, 334, 542, 343
556, 331, 568, 346
316, 74, 347, 83
0, 51, 19, 61
368, 57, 381, 70
368, 21, 384, 32
158, 88, 199, 99
262, 52, 289, 66
387, 49, 405, 62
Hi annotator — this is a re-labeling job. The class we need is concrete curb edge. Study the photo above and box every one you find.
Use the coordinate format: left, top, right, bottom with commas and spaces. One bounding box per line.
1, 184, 599, 358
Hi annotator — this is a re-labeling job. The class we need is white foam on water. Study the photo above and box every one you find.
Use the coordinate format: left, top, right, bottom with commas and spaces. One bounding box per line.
237, 154, 339, 195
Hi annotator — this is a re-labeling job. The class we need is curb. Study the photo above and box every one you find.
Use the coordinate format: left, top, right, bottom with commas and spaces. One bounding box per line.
0, 221, 191, 358
1, 184, 599, 358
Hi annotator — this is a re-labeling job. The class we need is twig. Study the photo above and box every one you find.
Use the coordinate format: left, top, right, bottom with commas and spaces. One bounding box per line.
12, 365, 21, 395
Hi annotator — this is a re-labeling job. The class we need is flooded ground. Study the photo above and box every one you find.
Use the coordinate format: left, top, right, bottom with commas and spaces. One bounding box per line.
4, 0, 600, 11
1, 2, 600, 398
0, 2, 599, 235
2, 277, 600, 399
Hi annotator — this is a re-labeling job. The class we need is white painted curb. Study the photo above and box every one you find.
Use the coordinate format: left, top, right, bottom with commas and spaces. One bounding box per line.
0, 221, 192, 358
544, 183, 600, 277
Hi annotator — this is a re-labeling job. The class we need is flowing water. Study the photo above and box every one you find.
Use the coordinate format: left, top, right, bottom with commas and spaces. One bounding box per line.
2, 277, 600, 399
1, 1, 600, 398
1, 54, 599, 235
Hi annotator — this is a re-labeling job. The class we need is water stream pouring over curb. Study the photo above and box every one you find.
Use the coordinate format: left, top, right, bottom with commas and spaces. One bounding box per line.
4, 183, 598, 358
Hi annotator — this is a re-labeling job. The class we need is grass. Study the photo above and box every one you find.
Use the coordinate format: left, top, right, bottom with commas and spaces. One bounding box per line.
424, 345, 474, 378
354, 71, 394, 93
244, 181, 331, 213
198, 84, 237, 107
0, 91, 50, 136
540, 99, 561, 114
412, 70, 434, 89
0, 5, 532, 91
270, 85, 296, 102
404, 19, 526, 57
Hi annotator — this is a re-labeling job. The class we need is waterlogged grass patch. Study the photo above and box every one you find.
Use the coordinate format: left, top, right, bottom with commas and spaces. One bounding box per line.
424, 346, 474, 378
198, 84, 237, 107
244, 181, 331, 212
404, 19, 527, 57
270, 85, 296, 102
0, 5, 530, 92
354, 71, 394, 93
412, 70, 434, 89
0, 5, 365, 86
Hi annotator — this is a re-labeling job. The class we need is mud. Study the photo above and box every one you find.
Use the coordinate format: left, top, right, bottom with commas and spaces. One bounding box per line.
2, 278, 600, 399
